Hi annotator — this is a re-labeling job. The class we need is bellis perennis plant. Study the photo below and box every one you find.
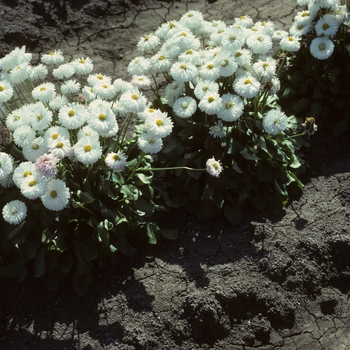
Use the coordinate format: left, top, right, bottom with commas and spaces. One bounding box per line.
0, 46, 179, 295
279, 0, 350, 136
129, 10, 314, 225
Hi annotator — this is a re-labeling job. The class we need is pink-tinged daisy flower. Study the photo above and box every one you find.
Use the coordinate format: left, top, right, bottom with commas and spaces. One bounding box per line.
73, 136, 102, 165
35, 154, 59, 178
2, 200, 27, 225
206, 157, 223, 178
41, 178, 70, 211
105, 151, 127, 170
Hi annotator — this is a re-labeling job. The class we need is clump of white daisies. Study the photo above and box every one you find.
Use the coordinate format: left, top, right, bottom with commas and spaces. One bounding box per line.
292, 0, 349, 60
0, 46, 174, 226
126, 9, 314, 224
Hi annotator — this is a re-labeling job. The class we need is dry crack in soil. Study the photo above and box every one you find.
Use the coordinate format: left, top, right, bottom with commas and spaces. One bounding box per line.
1, 1, 350, 349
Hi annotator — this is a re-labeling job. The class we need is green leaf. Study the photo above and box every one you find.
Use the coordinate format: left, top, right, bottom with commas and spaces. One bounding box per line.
146, 222, 158, 244
34, 246, 46, 278
240, 147, 259, 161
224, 201, 243, 226
7, 221, 25, 239
77, 190, 96, 204
162, 138, 185, 158
135, 173, 153, 185
331, 118, 348, 138
81, 244, 98, 261
136, 198, 154, 217
293, 97, 311, 113
160, 229, 178, 240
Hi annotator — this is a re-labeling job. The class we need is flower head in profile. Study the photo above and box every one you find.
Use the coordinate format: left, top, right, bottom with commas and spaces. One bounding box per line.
41, 49, 64, 65
72, 57, 93, 75
105, 151, 127, 171
138, 132, 163, 154
262, 109, 288, 135
206, 157, 223, 178
2, 200, 27, 225
280, 35, 301, 52
0, 80, 14, 103
41, 179, 70, 211
209, 120, 225, 139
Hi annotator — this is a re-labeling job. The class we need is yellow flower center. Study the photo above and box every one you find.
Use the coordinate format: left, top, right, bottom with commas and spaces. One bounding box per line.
79, 59, 85, 64
52, 133, 59, 139
187, 13, 194, 17
84, 145, 92, 152
29, 180, 36, 187
221, 59, 228, 67
40, 87, 46, 91
207, 63, 214, 69
302, 11, 309, 17
113, 154, 120, 161
156, 119, 163, 126
208, 96, 215, 103
32, 144, 40, 150
319, 43, 326, 51
158, 55, 165, 61
180, 63, 187, 70
244, 79, 252, 84
186, 49, 193, 55
263, 63, 269, 67
240, 15, 246, 20
288, 36, 294, 41
213, 163, 219, 170
99, 113, 106, 121
24, 171, 32, 177
169, 22, 175, 28
235, 52, 242, 57
322, 23, 329, 30
50, 190, 57, 198
148, 108, 155, 113
68, 110, 75, 117
144, 35, 150, 41
56, 142, 63, 148
225, 102, 234, 109
102, 84, 108, 89
97, 75, 103, 80
37, 114, 42, 120
0, 86, 4, 91
131, 94, 139, 100
49, 51, 55, 55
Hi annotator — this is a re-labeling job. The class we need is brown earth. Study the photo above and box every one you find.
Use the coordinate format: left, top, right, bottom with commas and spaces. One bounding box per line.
1, 1, 350, 349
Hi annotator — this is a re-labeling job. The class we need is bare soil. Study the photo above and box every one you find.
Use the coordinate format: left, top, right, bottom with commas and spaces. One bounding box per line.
1, 1, 350, 349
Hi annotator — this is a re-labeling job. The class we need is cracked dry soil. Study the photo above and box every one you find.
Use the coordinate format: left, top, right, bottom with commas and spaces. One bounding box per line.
1, 1, 350, 349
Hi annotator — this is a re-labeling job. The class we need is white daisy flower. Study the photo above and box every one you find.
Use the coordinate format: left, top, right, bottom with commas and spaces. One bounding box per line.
41, 50, 64, 65
221, 28, 245, 52
44, 126, 70, 144
72, 57, 93, 75
179, 10, 204, 29
178, 49, 200, 64
22, 136, 48, 162
81, 86, 96, 102
198, 92, 222, 115
113, 78, 133, 94
173, 30, 200, 51
150, 53, 172, 73
217, 94, 244, 122
29, 102, 53, 131
58, 102, 87, 130
145, 110, 173, 138
112, 100, 127, 118
61, 79, 81, 95
41, 179, 70, 211
0, 152, 13, 180
234, 15, 254, 28
0, 80, 14, 103
154, 20, 186, 40
13, 125, 35, 148
310, 37, 335, 60
170, 62, 197, 83
127, 56, 151, 75
2, 200, 27, 225
30, 63, 48, 81
48, 137, 72, 159
93, 82, 117, 100
20, 174, 47, 200
262, 109, 289, 135
173, 96, 197, 119
272, 29, 289, 41
137, 33, 160, 52
206, 157, 223, 178
138, 132, 163, 154
215, 52, 238, 77
12, 161, 38, 187
315, 14, 339, 38
49, 95, 69, 111
73, 136, 102, 164
209, 120, 225, 138
233, 48, 252, 67
32, 82, 56, 102
159, 39, 182, 59
87, 104, 116, 135
87, 73, 112, 87
194, 80, 219, 100
9, 62, 32, 84
105, 151, 127, 171
199, 60, 221, 81
119, 88, 147, 113
289, 22, 312, 37
131, 75, 151, 89
210, 27, 227, 45
253, 57, 277, 83
280, 36, 301, 52
77, 125, 100, 140
165, 81, 185, 105
233, 75, 261, 99
52, 63, 75, 80
246, 33, 272, 55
